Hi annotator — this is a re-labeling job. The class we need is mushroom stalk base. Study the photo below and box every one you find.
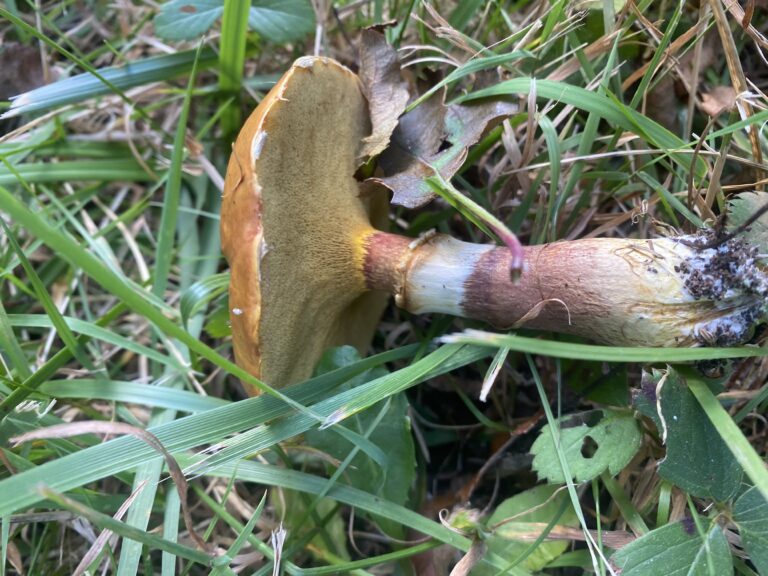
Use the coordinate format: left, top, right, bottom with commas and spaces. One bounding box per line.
362, 231, 768, 347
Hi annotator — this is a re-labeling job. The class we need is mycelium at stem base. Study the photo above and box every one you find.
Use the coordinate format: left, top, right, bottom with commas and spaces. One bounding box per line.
362, 230, 768, 348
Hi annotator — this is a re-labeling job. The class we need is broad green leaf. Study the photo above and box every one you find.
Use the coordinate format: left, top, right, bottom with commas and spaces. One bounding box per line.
733, 485, 768, 575
248, 0, 315, 43
472, 484, 577, 574
727, 191, 768, 254
154, 0, 224, 41
635, 369, 742, 502
531, 409, 641, 483
305, 347, 416, 538
611, 519, 733, 576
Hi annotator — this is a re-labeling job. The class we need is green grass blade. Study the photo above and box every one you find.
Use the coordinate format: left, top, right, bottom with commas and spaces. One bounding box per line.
41, 488, 213, 567
153, 42, 203, 298
6, 315, 187, 371
39, 380, 228, 412
0, 48, 220, 118
0, 299, 31, 381
0, 160, 153, 185
1, 221, 95, 372
442, 330, 768, 362
458, 78, 705, 179
219, 0, 251, 136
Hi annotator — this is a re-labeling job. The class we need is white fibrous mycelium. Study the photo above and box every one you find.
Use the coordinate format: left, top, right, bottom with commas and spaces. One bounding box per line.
675, 231, 768, 346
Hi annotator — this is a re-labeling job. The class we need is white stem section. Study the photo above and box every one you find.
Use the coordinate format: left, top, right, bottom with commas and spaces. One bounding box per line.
403, 233, 494, 315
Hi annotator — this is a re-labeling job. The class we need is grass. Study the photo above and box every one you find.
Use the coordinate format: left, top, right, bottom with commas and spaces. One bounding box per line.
1, 1, 767, 575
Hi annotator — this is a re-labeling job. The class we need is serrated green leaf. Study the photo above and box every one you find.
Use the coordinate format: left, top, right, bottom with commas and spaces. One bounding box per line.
531, 409, 641, 483
611, 519, 733, 576
154, 0, 224, 41
733, 485, 768, 575
643, 369, 743, 502
248, 0, 315, 43
472, 485, 577, 575
727, 191, 768, 254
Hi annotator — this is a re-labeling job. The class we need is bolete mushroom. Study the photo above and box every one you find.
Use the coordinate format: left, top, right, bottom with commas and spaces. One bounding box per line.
221, 56, 768, 391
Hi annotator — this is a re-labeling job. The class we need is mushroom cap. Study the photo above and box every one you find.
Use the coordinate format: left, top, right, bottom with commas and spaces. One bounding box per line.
221, 56, 388, 392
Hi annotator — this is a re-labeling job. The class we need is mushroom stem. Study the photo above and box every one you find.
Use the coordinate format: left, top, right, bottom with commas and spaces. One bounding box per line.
362, 230, 768, 347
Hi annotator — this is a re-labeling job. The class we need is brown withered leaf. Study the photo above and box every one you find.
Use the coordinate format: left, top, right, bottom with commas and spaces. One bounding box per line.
358, 28, 409, 160
370, 96, 516, 208
0, 43, 45, 134
699, 85, 737, 117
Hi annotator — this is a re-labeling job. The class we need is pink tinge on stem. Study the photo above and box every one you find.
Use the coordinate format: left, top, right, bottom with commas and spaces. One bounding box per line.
490, 224, 526, 281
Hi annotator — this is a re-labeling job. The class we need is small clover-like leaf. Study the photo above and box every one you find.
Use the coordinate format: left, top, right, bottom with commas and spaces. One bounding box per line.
248, 0, 315, 44
634, 368, 742, 502
733, 485, 768, 574
154, 0, 224, 41
611, 518, 733, 576
531, 409, 641, 483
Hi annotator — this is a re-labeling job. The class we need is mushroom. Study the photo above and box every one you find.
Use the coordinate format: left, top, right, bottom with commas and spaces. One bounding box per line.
221, 56, 768, 391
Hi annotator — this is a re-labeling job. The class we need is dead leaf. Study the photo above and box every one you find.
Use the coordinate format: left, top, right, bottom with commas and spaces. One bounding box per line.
0, 43, 45, 134
358, 28, 410, 160
449, 540, 486, 576
370, 96, 516, 208
7, 541, 24, 575
699, 85, 737, 117
0, 43, 44, 101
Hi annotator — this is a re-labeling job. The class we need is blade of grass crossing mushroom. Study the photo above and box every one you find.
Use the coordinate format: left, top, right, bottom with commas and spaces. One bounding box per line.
441, 330, 768, 362
0, 345, 423, 516
425, 173, 525, 277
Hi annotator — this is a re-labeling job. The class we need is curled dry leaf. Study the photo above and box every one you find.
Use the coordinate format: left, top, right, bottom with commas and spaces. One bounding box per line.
358, 28, 410, 160
699, 85, 737, 117
370, 96, 517, 208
